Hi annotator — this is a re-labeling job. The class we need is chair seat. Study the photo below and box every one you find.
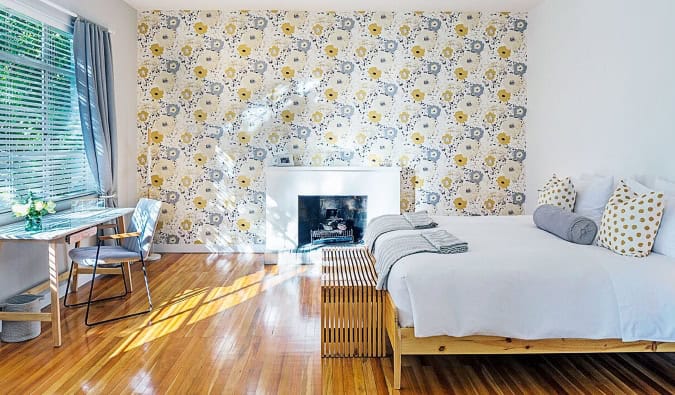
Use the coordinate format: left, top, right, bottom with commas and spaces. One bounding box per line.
69, 246, 141, 267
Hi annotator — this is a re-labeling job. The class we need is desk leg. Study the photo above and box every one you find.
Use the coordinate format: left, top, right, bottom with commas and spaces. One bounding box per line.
49, 241, 62, 347
117, 215, 134, 292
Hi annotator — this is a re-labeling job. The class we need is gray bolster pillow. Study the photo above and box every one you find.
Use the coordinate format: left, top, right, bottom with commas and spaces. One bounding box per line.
533, 204, 598, 245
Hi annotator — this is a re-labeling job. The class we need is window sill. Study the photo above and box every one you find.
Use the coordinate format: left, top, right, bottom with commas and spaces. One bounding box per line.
0, 193, 98, 227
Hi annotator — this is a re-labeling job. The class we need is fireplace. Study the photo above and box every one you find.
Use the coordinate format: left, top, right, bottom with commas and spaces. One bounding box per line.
298, 195, 367, 246
264, 166, 400, 264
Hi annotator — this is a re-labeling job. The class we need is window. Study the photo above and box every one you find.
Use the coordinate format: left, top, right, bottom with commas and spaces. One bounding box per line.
0, 5, 96, 212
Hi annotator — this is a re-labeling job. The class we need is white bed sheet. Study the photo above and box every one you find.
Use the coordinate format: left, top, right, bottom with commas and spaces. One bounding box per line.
384, 215, 675, 341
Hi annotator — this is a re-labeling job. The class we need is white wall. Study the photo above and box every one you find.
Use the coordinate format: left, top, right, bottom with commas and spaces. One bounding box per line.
526, 0, 675, 211
0, 0, 137, 305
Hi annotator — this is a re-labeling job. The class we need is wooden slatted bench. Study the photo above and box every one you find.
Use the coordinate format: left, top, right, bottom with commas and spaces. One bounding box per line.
321, 247, 385, 357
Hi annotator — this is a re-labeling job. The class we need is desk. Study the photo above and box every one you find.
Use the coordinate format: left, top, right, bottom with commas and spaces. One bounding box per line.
0, 208, 134, 347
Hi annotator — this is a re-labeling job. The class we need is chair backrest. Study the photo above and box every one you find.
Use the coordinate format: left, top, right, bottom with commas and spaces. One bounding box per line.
121, 199, 162, 259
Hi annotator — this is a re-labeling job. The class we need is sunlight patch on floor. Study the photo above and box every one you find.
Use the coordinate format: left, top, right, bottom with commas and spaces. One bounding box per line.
108, 265, 309, 358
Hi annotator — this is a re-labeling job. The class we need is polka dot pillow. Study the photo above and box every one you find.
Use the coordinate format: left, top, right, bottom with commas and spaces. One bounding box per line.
537, 174, 576, 211
597, 181, 665, 257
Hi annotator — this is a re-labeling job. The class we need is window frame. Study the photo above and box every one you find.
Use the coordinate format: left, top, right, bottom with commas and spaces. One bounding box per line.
0, 4, 97, 217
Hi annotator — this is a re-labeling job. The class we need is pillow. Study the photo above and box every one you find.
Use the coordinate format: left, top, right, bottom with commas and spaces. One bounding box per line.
623, 178, 653, 194
652, 178, 675, 257
571, 174, 614, 224
597, 180, 665, 257
655, 177, 675, 191
533, 204, 597, 245
537, 174, 576, 211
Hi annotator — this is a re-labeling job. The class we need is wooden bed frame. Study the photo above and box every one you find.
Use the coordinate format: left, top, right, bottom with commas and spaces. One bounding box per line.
321, 247, 675, 390
384, 292, 675, 390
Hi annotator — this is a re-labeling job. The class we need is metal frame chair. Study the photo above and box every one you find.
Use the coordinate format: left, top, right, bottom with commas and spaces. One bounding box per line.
64, 223, 126, 308
64, 199, 161, 326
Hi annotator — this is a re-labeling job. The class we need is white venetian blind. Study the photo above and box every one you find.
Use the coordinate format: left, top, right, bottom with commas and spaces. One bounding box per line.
0, 5, 96, 212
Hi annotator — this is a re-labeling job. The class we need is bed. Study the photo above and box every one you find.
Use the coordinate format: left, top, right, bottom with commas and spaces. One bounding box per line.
377, 215, 675, 389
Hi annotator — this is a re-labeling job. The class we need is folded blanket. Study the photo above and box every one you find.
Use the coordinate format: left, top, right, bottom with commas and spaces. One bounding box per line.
374, 230, 468, 290
422, 230, 469, 254
403, 211, 437, 229
364, 212, 437, 253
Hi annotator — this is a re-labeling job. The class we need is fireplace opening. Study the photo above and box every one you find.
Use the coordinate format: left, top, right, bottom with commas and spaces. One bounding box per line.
298, 195, 368, 246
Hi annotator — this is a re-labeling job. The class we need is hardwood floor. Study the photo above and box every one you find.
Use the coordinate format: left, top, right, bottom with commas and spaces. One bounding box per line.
0, 253, 320, 394
0, 253, 673, 394
323, 353, 675, 394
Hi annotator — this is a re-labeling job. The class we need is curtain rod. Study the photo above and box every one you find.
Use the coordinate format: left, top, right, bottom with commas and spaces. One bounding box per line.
38, 0, 116, 34
39, 0, 76, 17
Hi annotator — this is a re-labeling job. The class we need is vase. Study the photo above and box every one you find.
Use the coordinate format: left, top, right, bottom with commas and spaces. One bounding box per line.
24, 216, 42, 232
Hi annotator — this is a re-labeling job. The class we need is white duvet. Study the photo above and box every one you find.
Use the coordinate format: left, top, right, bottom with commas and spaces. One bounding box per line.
383, 215, 675, 341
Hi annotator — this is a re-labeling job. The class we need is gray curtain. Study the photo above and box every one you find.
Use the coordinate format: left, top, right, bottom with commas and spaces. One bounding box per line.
73, 18, 118, 207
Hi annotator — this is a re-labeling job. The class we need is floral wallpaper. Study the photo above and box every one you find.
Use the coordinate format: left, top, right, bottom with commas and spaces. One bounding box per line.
137, 10, 527, 248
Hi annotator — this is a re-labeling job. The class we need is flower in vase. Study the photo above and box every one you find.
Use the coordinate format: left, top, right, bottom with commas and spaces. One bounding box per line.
11, 192, 57, 218
11, 203, 30, 217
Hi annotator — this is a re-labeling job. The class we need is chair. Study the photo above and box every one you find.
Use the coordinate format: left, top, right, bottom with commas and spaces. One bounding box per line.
66, 222, 120, 298
64, 199, 162, 326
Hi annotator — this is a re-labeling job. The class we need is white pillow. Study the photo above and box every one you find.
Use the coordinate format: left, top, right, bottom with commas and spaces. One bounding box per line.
655, 177, 675, 191
623, 178, 653, 195
571, 174, 614, 224
652, 177, 675, 258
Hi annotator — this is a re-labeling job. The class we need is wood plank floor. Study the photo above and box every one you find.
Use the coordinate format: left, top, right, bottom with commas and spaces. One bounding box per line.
0, 253, 672, 394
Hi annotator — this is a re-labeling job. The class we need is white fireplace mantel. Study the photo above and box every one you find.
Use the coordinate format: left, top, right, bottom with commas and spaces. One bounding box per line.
265, 166, 401, 259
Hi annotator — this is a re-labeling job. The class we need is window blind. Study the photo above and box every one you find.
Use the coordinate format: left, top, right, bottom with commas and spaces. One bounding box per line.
0, 6, 96, 212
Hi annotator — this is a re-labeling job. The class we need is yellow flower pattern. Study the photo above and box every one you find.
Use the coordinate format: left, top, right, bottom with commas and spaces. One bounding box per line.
137, 10, 527, 245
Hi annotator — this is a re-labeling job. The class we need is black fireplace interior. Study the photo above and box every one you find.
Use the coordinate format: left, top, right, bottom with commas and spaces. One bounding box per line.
297, 195, 367, 246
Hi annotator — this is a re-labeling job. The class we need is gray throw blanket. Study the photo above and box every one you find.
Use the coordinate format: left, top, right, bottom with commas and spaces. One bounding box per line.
374, 230, 468, 290
364, 211, 437, 253
422, 230, 469, 254
402, 211, 436, 228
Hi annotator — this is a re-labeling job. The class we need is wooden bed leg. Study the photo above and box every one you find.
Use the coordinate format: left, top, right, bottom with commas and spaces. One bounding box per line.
393, 338, 402, 390
385, 291, 403, 390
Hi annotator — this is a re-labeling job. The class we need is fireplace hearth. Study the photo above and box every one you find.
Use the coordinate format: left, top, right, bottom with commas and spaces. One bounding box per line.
298, 195, 367, 246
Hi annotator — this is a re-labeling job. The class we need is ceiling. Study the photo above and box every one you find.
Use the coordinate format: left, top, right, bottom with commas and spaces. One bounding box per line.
122, 0, 543, 11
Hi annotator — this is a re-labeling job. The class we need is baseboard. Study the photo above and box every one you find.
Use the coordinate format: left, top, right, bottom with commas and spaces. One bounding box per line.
152, 244, 266, 254
264, 249, 323, 265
